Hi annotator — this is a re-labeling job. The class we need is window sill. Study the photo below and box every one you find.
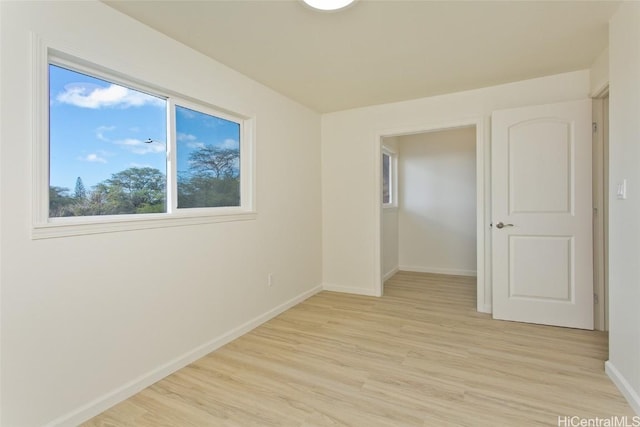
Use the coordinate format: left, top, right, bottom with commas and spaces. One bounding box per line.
32, 211, 257, 239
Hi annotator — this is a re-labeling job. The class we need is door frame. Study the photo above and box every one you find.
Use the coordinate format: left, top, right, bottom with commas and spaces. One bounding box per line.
373, 117, 489, 312
592, 89, 609, 331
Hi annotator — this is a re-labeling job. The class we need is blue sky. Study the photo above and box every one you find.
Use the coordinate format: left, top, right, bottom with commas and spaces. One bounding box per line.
49, 64, 240, 192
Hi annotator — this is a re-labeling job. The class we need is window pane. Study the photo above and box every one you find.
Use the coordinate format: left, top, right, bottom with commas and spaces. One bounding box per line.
176, 105, 241, 208
48, 64, 167, 217
382, 153, 391, 204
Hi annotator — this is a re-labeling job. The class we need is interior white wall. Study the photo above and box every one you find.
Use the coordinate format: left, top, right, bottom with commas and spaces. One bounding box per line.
398, 127, 476, 277
605, 1, 640, 415
381, 137, 399, 280
0, 2, 322, 426
382, 208, 399, 280
322, 70, 591, 307
590, 47, 609, 96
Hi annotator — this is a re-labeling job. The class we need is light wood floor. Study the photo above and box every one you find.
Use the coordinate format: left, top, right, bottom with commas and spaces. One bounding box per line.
84, 272, 634, 426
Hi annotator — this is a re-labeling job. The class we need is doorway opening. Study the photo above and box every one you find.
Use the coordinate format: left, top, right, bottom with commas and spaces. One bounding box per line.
375, 119, 487, 312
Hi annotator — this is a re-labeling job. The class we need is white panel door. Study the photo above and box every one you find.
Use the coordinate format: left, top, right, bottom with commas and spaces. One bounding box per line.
492, 99, 593, 329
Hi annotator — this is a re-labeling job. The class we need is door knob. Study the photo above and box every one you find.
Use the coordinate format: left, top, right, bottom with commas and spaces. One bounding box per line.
496, 222, 514, 229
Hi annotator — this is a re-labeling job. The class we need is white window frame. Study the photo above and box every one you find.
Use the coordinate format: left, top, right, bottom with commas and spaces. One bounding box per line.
32, 39, 256, 239
382, 146, 398, 208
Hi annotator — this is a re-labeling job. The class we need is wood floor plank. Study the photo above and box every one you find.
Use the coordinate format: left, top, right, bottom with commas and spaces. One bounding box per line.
83, 272, 634, 426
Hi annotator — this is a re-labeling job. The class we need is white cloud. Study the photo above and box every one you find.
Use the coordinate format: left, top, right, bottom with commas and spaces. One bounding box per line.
180, 137, 237, 151
220, 138, 239, 149
114, 138, 165, 155
94, 126, 163, 155
186, 141, 206, 149
79, 153, 107, 163
57, 83, 165, 109
96, 125, 115, 141
178, 133, 206, 149
177, 132, 197, 142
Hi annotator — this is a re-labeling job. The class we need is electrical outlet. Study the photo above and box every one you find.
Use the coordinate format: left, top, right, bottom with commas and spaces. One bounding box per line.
268, 273, 273, 287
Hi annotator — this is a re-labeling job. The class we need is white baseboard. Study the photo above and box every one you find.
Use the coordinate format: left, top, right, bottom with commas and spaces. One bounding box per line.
399, 265, 477, 277
322, 283, 381, 297
605, 360, 640, 415
383, 267, 399, 281
46, 285, 323, 427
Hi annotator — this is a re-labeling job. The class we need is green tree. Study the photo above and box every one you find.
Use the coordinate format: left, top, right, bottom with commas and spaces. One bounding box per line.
74, 177, 87, 200
178, 145, 240, 208
178, 174, 239, 208
49, 186, 75, 217
104, 167, 165, 213
50, 167, 166, 217
84, 167, 165, 214
188, 146, 239, 179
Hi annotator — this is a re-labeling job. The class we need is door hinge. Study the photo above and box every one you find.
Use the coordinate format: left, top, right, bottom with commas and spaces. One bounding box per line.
593, 122, 598, 133
594, 293, 599, 304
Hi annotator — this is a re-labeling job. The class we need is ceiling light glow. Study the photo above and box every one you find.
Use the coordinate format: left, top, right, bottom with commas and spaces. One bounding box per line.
302, 0, 356, 11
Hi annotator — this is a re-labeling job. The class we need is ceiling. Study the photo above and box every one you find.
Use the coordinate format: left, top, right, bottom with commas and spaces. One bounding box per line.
104, 0, 619, 113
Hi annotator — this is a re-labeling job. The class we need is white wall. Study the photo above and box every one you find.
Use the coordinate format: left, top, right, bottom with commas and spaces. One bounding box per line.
322, 70, 591, 307
398, 127, 476, 276
0, 2, 322, 426
605, 1, 640, 415
590, 47, 609, 96
381, 137, 399, 280
382, 208, 399, 280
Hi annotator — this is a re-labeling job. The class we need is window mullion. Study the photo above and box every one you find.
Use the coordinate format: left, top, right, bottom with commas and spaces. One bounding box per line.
167, 98, 177, 213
